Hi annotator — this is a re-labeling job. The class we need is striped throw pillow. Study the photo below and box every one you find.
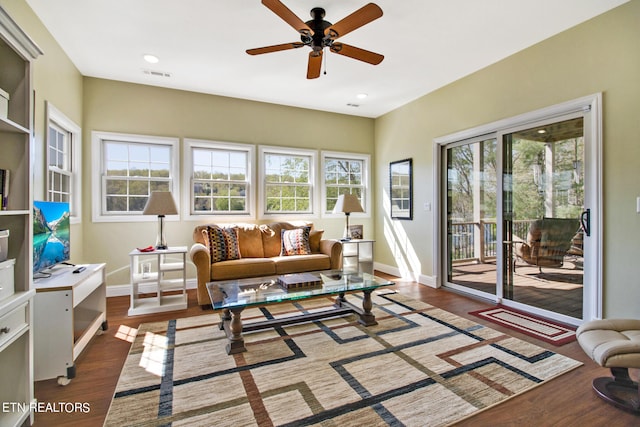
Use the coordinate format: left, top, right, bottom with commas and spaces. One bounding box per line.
207, 226, 241, 263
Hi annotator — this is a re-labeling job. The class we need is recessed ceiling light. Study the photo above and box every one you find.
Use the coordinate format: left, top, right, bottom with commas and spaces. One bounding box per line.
143, 54, 159, 64
537, 129, 547, 134
356, 93, 368, 99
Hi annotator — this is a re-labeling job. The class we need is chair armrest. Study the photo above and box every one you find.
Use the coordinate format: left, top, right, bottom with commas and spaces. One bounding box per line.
320, 239, 343, 269
190, 243, 212, 306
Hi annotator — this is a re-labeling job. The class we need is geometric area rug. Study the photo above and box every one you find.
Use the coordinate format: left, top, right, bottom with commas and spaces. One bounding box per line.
469, 306, 576, 346
104, 292, 581, 427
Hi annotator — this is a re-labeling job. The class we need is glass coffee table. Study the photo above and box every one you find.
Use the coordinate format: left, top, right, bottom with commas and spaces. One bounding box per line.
206, 270, 394, 354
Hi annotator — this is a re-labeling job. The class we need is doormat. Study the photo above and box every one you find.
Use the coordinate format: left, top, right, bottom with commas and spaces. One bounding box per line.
469, 306, 576, 346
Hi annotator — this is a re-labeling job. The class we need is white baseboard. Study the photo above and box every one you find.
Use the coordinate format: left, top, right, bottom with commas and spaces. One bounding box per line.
106, 278, 198, 298
373, 262, 437, 288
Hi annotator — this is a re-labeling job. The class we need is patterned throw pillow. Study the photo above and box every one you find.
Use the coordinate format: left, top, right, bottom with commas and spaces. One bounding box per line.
207, 226, 241, 263
280, 227, 312, 256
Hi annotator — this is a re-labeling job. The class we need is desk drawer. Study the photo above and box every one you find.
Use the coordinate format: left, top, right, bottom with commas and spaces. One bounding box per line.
0, 302, 27, 349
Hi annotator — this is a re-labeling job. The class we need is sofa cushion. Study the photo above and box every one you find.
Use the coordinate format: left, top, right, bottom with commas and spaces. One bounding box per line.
206, 226, 241, 263
273, 254, 331, 274
211, 258, 276, 281
309, 229, 324, 253
281, 226, 312, 256
235, 224, 264, 258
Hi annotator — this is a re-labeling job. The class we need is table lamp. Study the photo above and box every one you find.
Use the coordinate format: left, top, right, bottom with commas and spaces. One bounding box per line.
332, 194, 364, 240
143, 191, 178, 249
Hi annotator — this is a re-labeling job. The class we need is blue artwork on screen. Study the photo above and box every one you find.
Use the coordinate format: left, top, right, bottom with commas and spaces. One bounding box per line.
33, 201, 71, 273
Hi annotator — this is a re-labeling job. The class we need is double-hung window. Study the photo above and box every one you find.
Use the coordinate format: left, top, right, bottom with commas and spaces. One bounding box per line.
259, 146, 316, 217
92, 132, 179, 222
184, 139, 254, 219
322, 151, 370, 216
46, 102, 82, 223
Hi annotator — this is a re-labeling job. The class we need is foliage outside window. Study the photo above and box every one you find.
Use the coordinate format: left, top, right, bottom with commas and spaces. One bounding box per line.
191, 145, 250, 215
323, 154, 366, 214
261, 147, 315, 215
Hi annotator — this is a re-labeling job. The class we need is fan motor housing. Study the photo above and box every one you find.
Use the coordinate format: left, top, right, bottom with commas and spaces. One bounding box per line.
304, 7, 333, 51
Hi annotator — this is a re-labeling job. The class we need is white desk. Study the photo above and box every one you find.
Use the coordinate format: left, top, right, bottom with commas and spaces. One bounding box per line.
33, 263, 107, 385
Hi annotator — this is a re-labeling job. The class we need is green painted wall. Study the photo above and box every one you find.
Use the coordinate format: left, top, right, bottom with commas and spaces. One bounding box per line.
374, 0, 640, 317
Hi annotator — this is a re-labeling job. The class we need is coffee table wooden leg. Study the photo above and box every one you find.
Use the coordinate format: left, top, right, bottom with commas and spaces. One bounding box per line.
219, 308, 231, 331
335, 292, 346, 307
226, 307, 246, 354
359, 289, 377, 326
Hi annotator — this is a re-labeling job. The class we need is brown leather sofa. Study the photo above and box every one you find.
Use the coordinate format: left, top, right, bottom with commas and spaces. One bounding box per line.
190, 222, 342, 306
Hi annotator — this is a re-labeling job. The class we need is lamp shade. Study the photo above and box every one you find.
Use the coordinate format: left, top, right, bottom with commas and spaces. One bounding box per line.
332, 194, 364, 214
143, 191, 178, 216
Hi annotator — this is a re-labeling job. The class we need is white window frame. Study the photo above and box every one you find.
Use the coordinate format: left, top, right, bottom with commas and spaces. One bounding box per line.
258, 145, 318, 219
182, 138, 255, 220
91, 131, 180, 223
46, 102, 82, 224
321, 151, 371, 218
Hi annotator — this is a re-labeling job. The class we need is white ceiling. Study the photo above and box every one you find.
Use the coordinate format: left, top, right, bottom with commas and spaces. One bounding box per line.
26, 0, 628, 118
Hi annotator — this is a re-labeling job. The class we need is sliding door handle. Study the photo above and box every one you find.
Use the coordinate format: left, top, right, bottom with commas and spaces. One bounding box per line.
580, 209, 591, 237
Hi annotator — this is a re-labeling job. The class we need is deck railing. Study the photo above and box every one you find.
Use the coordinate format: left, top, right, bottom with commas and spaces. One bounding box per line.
450, 220, 532, 262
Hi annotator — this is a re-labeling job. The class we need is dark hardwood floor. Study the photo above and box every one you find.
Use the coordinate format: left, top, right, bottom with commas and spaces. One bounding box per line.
33, 275, 639, 426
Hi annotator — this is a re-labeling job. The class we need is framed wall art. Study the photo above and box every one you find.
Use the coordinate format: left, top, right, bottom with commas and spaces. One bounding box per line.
390, 158, 413, 220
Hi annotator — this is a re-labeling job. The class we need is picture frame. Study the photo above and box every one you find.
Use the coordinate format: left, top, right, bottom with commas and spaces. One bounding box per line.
390, 158, 413, 220
348, 224, 363, 240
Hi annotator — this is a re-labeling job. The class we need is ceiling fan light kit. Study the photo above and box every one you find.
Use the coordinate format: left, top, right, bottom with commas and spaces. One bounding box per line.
247, 0, 384, 79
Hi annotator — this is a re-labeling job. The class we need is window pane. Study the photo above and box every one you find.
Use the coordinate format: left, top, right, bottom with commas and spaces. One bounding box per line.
129, 180, 149, 196
102, 138, 175, 215
264, 151, 313, 213
106, 196, 127, 211
190, 145, 249, 215
323, 156, 366, 214
106, 179, 127, 195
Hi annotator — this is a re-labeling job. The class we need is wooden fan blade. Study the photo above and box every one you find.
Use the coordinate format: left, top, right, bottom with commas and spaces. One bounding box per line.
247, 42, 305, 55
262, 0, 312, 35
330, 43, 384, 65
324, 3, 383, 39
307, 51, 322, 79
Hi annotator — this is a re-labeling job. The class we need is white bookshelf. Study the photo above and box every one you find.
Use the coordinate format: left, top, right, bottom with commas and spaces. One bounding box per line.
0, 6, 42, 427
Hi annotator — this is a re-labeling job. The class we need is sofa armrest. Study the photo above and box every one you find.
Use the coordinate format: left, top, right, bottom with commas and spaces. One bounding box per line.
190, 243, 212, 306
320, 239, 343, 269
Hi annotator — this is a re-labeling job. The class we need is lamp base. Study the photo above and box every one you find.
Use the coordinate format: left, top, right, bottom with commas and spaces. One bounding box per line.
155, 215, 169, 250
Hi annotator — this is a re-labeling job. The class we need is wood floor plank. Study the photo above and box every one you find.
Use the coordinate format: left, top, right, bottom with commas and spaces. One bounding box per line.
32, 277, 639, 426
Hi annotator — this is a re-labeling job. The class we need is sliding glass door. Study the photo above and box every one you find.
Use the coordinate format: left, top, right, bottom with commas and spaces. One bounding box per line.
501, 116, 585, 319
440, 95, 601, 324
445, 137, 498, 298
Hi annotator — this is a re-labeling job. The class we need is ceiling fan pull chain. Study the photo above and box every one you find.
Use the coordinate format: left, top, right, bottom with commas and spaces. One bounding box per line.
323, 48, 328, 75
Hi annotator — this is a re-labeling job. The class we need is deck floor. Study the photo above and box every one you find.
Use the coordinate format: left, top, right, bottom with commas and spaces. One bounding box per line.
450, 256, 583, 318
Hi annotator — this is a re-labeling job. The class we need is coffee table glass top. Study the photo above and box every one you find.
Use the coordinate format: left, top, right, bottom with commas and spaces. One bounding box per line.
206, 270, 394, 309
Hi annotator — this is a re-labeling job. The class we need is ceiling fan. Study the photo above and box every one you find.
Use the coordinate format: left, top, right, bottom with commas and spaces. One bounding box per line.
246, 0, 384, 79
